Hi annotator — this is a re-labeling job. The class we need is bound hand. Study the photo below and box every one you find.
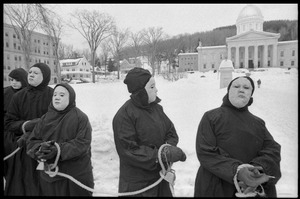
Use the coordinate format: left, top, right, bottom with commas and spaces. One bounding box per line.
161, 145, 186, 163
237, 166, 270, 187
35, 141, 57, 160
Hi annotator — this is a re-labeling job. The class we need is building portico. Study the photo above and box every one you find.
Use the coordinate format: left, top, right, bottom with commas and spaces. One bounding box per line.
226, 30, 280, 69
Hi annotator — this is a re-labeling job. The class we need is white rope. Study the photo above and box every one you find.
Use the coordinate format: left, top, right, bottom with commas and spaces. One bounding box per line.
43, 143, 174, 196
3, 147, 21, 161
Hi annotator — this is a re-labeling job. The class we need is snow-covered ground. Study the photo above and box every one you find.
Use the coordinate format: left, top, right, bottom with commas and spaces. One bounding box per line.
65, 67, 297, 197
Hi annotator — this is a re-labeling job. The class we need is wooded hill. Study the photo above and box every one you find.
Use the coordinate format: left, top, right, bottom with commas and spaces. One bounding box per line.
122, 20, 298, 59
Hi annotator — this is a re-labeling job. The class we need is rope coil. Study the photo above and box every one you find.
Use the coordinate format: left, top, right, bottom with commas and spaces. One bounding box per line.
43, 142, 175, 196
4, 142, 176, 196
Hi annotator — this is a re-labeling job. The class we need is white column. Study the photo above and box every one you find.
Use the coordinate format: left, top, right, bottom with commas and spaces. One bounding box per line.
235, 46, 239, 68
263, 45, 268, 67
272, 43, 278, 67
245, 45, 249, 68
227, 45, 231, 61
254, 45, 258, 68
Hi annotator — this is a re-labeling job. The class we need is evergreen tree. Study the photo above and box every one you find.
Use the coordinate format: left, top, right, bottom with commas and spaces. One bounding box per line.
107, 58, 115, 72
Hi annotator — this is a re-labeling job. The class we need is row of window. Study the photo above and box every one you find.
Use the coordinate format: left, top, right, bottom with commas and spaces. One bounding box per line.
5, 31, 54, 47
280, 50, 296, 57
180, 57, 197, 60
201, 60, 295, 69
66, 74, 91, 78
62, 68, 90, 72
5, 41, 55, 56
62, 62, 88, 66
5, 32, 20, 39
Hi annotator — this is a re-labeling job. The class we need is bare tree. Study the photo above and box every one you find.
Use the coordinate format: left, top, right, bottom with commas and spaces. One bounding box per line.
69, 9, 116, 83
100, 41, 111, 77
108, 28, 130, 79
4, 4, 40, 70
141, 27, 165, 76
36, 4, 63, 83
58, 43, 76, 59
130, 30, 144, 67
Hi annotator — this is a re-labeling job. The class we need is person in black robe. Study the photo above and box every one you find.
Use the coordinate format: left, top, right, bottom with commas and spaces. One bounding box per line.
194, 76, 281, 197
4, 63, 54, 195
112, 67, 186, 197
3, 67, 28, 191
26, 83, 94, 196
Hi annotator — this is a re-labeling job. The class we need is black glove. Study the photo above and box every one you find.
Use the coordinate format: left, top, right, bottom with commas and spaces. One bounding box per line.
23, 118, 41, 132
237, 166, 270, 187
35, 141, 57, 160
161, 145, 186, 163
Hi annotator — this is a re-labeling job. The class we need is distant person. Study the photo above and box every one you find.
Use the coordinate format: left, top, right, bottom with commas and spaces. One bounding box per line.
257, 79, 261, 88
26, 83, 94, 196
194, 76, 281, 197
3, 67, 28, 191
113, 67, 186, 197
4, 63, 54, 195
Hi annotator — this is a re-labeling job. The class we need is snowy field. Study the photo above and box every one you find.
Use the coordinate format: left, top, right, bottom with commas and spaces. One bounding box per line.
59, 67, 298, 197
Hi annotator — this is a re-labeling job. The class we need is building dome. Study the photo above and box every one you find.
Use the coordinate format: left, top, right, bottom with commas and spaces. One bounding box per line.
237, 4, 263, 22
236, 4, 264, 35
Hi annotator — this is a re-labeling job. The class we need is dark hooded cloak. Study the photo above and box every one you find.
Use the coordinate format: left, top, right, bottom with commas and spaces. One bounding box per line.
113, 69, 179, 196
26, 83, 94, 196
4, 63, 53, 196
194, 77, 281, 197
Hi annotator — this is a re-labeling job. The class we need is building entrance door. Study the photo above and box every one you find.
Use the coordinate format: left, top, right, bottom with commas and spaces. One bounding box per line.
248, 60, 254, 69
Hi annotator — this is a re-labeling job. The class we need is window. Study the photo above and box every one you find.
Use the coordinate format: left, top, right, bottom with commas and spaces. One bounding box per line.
280, 51, 284, 57
15, 56, 18, 61
291, 61, 294, 66
203, 64, 206, 69
280, 61, 284, 66
18, 46, 21, 50
19, 56, 21, 61
8, 66, 11, 70
13, 43, 17, 49
6, 42, 9, 48
5, 32, 8, 37
7, 55, 10, 60
212, 64, 215, 69
292, 50, 295, 56
13, 34, 16, 38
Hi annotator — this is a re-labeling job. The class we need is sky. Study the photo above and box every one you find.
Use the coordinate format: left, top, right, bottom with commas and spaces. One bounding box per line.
45, 67, 298, 197
43, 4, 298, 51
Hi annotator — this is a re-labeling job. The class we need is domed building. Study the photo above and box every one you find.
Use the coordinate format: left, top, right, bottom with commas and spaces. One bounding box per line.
178, 4, 298, 72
